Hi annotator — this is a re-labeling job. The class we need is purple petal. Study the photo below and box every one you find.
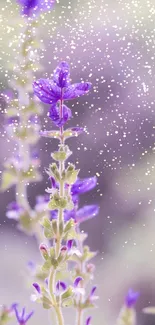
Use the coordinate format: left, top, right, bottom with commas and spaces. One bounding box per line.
63, 82, 92, 100
67, 239, 73, 251
74, 277, 83, 288
18, 0, 55, 17
24, 311, 34, 323
33, 79, 61, 104
50, 210, 58, 220
70, 127, 84, 133
90, 286, 97, 298
72, 194, 79, 206
125, 289, 139, 308
49, 104, 72, 127
56, 281, 67, 292
12, 304, 20, 323
53, 62, 70, 88
27, 261, 36, 271
64, 209, 76, 222
76, 205, 99, 223
7, 202, 21, 212
21, 308, 26, 319
71, 176, 97, 196
86, 317, 92, 325
33, 283, 41, 294
50, 176, 58, 189
36, 195, 49, 204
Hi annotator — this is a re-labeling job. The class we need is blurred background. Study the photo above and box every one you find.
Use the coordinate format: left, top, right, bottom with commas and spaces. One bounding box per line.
1, 0, 155, 324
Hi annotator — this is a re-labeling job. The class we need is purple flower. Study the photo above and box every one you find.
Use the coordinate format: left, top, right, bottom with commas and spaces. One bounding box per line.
33, 282, 41, 294
12, 304, 34, 325
86, 317, 92, 325
125, 289, 139, 308
6, 202, 24, 220
67, 239, 73, 251
27, 261, 36, 273
64, 205, 99, 223
33, 62, 92, 127
35, 195, 49, 212
71, 176, 97, 196
17, 0, 55, 17
49, 104, 72, 127
56, 281, 67, 292
74, 277, 83, 288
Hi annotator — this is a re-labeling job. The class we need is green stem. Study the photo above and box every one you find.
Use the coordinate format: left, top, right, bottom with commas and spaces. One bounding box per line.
50, 95, 65, 325
76, 225, 85, 325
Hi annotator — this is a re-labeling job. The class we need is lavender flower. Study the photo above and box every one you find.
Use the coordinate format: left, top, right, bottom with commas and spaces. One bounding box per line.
12, 304, 34, 325
33, 61, 91, 127
6, 202, 25, 220
64, 204, 99, 223
125, 289, 139, 308
86, 317, 92, 325
56, 281, 67, 293
71, 176, 97, 196
33, 282, 41, 294
17, 0, 55, 17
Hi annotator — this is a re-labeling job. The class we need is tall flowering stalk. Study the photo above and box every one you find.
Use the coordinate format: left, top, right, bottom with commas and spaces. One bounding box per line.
1, 0, 55, 240
30, 62, 99, 325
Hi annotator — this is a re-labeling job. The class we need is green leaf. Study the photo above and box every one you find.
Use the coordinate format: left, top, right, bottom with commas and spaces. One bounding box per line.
42, 260, 51, 272
20, 213, 32, 231
1, 171, 17, 191
44, 227, 54, 239
61, 286, 73, 300
51, 151, 67, 161
64, 219, 75, 233
41, 217, 52, 229
42, 296, 52, 309
62, 297, 74, 307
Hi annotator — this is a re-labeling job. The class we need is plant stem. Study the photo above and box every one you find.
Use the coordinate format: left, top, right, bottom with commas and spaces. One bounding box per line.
50, 94, 65, 325
76, 224, 85, 325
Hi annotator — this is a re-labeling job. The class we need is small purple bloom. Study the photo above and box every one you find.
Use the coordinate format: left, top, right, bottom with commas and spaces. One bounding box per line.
12, 304, 34, 325
53, 62, 70, 88
17, 0, 55, 17
67, 239, 73, 251
27, 261, 36, 272
33, 282, 41, 294
90, 286, 97, 298
56, 281, 67, 292
71, 176, 97, 196
86, 317, 92, 325
74, 277, 83, 288
49, 104, 72, 127
64, 209, 76, 222
35, 195, 49, 212
125, 289, 139, 308
50, 209, 58, 219
6, 202, 24, 220
50, 176, 58, 189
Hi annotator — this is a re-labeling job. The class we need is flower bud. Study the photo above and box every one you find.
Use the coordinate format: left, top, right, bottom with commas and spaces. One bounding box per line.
39, 244, 49, 260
